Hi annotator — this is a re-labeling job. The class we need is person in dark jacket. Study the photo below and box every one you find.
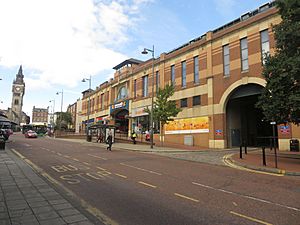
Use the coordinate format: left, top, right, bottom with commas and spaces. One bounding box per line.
106, 130, 113, 151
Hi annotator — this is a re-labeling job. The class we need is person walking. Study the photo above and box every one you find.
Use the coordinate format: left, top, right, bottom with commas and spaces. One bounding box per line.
131, 131, 137, 144
106, 130, 113, 151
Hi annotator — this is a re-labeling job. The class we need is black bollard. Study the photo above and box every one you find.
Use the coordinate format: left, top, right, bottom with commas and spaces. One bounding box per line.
262, 147, 266, 166
240, 145, 243, 159
244, 145, 247, 155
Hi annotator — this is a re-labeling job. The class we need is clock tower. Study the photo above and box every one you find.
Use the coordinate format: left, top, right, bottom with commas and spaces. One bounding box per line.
10, 65, 25, 125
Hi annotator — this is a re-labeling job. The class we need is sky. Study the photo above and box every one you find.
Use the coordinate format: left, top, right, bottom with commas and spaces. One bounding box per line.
0, 0, 269, 119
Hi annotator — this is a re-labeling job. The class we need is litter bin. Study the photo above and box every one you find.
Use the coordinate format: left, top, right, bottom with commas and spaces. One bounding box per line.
290, 139, 299, 152
86, 135, 92, 142
0, 137, 5, 150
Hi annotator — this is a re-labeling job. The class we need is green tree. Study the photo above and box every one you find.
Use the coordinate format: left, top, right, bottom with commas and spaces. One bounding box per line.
55, 112, 72, 130
145, 84, 181, 145
256, 0, 300, 124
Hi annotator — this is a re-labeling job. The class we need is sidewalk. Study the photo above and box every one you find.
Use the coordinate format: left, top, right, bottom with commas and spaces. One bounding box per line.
0, 149, 95, 225
59, 137, 300, 175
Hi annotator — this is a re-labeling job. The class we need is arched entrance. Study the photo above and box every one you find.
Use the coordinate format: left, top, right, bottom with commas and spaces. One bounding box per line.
113, 109, 129, 133
226, 84, 275, 147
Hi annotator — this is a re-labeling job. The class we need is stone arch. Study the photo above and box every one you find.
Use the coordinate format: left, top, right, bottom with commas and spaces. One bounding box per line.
219, 77, 266, 113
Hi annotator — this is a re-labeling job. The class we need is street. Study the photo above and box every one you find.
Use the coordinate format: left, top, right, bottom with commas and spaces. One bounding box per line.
7, 134, 300, 225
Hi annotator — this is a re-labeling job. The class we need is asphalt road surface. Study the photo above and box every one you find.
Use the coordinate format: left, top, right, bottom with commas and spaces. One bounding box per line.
7, 133, 300, 225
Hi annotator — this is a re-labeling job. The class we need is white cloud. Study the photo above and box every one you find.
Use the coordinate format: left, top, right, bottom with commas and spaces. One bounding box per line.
0, 0, 152, 91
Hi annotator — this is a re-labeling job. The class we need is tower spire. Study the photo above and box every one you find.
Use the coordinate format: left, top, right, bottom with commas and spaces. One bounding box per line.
15, 65, 24, 84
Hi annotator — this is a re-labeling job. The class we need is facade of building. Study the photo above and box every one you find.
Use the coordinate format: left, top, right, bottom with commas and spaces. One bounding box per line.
67, 102, 77, 130
75, 2, 299, 150
7, 66, 27, 129
32, 106, 49, 125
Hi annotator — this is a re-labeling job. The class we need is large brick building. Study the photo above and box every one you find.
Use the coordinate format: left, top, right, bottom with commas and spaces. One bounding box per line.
32, 106, 48, 125
74, 2, 299, 150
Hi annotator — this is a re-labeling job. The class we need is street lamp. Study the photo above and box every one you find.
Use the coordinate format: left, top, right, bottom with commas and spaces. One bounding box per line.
49, 99, 55, 128
56, 90, 63, 130
82, 75, 91, 134
141, 45, 155, 149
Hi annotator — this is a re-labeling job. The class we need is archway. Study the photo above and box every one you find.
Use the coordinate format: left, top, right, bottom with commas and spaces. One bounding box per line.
113, 109, 129, 133
226, 84, 275, 147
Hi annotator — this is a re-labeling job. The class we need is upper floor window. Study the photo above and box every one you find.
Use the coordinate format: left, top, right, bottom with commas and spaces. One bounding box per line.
180, 98, 187, 108
193, 95, 201, 106
100, 93, 104, 110
156, 71, 160, 93
171, 65, 175, 85
143, 75, 148, 97
116, 86, 128, 101
134, 79, 137, 99
181, 61, 186, 87
260, 30, 270, 64
240, 38, 249, 71
194, 56, 199, 83
223, 45, 230, 76
14, 99, 19, 105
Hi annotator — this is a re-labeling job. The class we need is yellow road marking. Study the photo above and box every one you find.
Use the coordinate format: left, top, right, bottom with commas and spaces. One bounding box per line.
138, 181, 157, 188
115, 173, 127, 179
223, 154, 284, 177
230, 211, 272, 225
120, 163, 162, 175
88, 154, 107, 160
97, 166, 107, 171
174, 193, 199, 203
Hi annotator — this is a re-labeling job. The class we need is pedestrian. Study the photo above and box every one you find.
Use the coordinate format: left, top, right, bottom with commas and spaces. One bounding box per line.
145, 130, 150, 142
97, 131, 103, 143
106, 130, 113, 151
131, 131, 137, 144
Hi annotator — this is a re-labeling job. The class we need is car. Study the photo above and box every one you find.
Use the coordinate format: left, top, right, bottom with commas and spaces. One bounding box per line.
25, 130, 38, 138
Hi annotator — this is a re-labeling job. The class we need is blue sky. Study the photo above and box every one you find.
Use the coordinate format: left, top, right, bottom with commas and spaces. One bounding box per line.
0, 0, 268, 119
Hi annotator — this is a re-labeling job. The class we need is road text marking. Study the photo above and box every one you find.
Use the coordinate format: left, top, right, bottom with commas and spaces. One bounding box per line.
174, 193, 199, 202
230, 211, 272, 225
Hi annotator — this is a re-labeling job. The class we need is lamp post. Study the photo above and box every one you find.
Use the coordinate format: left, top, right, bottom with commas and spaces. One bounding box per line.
141, 45, 155, 149
82, 76, 91, 134
49, 99, 55, 129
56, 90, 63, 130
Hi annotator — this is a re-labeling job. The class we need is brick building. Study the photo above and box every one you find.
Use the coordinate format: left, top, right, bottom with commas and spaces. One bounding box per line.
75, 2, 299, 150
32, 106, 48, 125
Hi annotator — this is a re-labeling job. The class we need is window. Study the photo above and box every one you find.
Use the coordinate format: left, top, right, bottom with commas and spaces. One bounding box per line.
194, 56, 199, 83
117, 86, 128, 101
156, 71, 160, 93
142, 75, 148, 97
181, 61, 186, 87
171, 65, 175, 84
101, 93, 104, 109
260, 30, 270, 64
193, 96, 201, 106
180, 98, 187, 108
134, 79, 137, 99
223, 45, 230, 76
240, 38, 249, 71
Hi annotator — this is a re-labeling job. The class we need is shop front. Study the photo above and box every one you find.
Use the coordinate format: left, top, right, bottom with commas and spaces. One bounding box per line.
110, 100, 129, 134
130, 107, 149, 135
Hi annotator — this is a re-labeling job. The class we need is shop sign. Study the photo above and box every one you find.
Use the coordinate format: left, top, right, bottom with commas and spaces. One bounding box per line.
110, 100, 129, 113
131, 107, 149, 117
165, 116, 209, 134
215, 129, 222, 135
279, 125, 290, 134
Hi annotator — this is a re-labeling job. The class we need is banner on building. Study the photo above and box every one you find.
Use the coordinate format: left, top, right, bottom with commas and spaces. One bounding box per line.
165, 116, 209, 134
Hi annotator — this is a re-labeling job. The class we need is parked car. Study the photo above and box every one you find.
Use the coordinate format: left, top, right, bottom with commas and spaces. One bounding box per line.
25, 130, 38, 138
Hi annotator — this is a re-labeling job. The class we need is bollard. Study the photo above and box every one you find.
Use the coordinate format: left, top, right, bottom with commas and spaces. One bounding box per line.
240, 145, 243, 159
244, 145, 247, 155
262, 147, 266, 166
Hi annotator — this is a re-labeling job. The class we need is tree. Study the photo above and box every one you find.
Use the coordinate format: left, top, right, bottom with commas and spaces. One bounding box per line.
55, 112, 72, 130
256, 0, 300, 125
144, 84, 181, 145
